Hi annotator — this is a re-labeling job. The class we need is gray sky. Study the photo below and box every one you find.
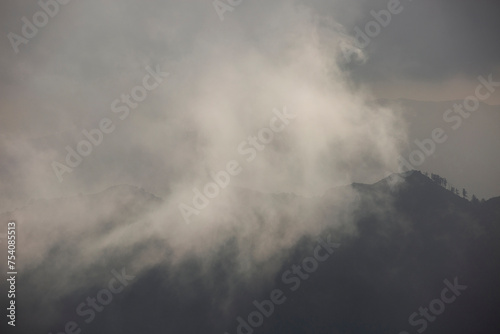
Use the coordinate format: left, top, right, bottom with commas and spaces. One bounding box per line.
0, 0, 499, 210
1, 2, 499, 331
327, 0, 500, 102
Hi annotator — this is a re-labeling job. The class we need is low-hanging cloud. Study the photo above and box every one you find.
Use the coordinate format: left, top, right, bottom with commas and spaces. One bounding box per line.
0, 1, 410, 329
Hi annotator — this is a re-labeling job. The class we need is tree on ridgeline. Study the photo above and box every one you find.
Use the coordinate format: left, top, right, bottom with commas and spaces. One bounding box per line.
471, 194, 479, 204
430, 173, 448, 189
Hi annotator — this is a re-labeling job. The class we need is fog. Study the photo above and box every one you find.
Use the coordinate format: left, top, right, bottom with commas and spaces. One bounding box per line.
0, 2, 412, 329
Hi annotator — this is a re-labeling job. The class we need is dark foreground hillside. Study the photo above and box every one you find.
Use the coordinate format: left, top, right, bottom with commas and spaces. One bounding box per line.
2, 171, 500, 334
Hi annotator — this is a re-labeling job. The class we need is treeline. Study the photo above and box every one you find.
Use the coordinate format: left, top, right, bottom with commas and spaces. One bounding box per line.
424, 172, 483, 204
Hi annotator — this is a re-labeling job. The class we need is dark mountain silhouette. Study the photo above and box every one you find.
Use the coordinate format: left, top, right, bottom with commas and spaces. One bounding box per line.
2, 172, 500, 334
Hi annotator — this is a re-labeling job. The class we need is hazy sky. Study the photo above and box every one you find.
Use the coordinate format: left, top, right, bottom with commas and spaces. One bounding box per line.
1, 3, 499, 332
1, 0, 499, 211
330, 0, 500, 103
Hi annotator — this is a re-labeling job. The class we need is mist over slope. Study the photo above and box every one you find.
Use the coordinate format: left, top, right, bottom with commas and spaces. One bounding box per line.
1, 1, 499, 333
2, 171, 499, 334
